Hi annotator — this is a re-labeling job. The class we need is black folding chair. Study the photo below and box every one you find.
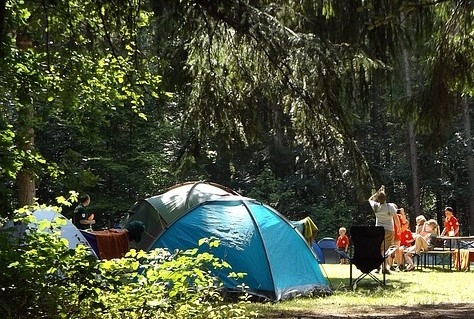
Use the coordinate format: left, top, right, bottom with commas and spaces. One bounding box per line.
349, 226, 387, 288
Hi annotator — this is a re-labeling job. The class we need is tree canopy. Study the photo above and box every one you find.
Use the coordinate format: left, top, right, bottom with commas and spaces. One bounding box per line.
1, 0, 474, 236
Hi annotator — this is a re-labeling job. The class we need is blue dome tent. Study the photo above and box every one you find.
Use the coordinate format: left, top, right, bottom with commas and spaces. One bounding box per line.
312, 242, 325, 263
150, 197, 331, 301
318, 237, 339, 264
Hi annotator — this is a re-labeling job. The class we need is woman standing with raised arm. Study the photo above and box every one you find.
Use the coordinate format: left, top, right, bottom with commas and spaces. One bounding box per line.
368, 186, 400, 274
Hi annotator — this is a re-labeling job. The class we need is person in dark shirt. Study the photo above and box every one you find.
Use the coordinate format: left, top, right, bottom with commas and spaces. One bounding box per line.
73, 194, 96, 230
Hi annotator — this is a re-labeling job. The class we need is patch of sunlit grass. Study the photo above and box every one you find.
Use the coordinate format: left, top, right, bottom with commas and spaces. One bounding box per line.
250, 263, 474, 316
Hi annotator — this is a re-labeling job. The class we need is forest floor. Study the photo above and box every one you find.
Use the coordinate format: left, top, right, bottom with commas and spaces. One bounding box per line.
260, 303, 474, 318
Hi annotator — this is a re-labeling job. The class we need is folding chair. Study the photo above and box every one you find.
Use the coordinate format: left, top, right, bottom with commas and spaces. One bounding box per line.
349, 226, 387, 288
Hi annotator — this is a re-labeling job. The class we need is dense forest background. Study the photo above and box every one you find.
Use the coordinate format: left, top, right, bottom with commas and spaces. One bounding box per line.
1, 0, 474, 239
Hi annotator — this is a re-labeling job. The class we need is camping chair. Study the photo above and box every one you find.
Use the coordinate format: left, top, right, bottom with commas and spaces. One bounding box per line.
349, 226, 389, 288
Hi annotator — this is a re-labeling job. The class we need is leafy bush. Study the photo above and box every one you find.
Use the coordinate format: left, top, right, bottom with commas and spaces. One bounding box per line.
0, 205, 255, 319
0, 205, 101, 318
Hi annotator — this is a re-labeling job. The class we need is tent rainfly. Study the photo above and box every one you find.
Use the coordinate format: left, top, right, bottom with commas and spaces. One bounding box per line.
150, 197, 332, 301
121, 181, 240, 251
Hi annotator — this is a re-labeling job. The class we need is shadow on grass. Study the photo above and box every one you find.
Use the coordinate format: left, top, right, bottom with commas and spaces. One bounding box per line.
325, 265, 467, 292
325, 274, 404, 292
258, 303, 474, 318
259, 267, 474, 318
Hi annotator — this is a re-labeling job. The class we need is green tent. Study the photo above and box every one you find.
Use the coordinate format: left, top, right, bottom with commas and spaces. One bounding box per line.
121, 181, 240, 250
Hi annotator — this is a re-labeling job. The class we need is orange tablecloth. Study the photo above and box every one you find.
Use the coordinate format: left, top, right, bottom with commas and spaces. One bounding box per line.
92, 229, 129, 259
452, 249, 472, 271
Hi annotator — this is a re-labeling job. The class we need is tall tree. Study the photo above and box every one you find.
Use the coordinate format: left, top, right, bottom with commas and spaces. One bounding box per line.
153, 0, 391, 198
463, 96, 474, 234
0, 0, 163, 211
401, 11, 421, 217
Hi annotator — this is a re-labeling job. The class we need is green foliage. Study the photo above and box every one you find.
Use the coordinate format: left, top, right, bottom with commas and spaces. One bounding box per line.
0, 205, 101, 318
0, 0, 167, 209
245, 165, 295, 210
0, 125, 21, 179
1, 0, 474, 243
0, 204, 255, 319
241, 162, 360, 239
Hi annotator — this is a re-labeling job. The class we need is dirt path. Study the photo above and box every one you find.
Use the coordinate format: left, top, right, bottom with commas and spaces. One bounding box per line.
260, 303, 474, 318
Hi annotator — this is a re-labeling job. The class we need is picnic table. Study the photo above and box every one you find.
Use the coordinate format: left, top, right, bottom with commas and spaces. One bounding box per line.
438, 235, 474, 271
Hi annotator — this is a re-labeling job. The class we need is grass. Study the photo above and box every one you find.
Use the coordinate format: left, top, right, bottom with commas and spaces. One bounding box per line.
250, 263, 474, 317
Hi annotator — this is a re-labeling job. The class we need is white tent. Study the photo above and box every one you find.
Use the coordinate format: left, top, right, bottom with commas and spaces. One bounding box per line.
9, 208, 97, 258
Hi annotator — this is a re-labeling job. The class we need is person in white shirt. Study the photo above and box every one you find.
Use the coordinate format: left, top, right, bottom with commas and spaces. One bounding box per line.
368, 185, 401, 274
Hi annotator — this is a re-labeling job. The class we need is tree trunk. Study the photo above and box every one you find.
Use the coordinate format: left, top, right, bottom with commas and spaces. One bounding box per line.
402, 47, 421, 218
463, 95, 474, 235
17, 106, 36, 207
0, 0, 6, 59
18, 168, 35, 207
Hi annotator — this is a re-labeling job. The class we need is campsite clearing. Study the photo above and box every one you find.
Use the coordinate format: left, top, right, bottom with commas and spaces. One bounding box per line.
253, 263, 474, 318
